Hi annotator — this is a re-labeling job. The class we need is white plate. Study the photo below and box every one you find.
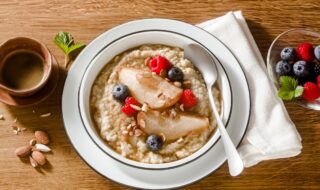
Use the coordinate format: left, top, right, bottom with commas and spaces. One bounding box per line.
62, 19, 250, 189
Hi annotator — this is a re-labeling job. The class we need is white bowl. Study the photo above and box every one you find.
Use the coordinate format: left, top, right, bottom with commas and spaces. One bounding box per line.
78, 31, 232, 169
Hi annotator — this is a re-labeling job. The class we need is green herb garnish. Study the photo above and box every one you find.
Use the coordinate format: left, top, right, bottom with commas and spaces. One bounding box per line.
278, 76, 304, 100
54, 31, 85, 68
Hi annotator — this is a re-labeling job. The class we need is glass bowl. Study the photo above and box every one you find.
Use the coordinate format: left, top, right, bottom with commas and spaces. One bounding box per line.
267, 28, 320, 110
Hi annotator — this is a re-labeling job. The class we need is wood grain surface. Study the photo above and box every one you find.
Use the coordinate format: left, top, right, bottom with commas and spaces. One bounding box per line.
0, 0, 319, 189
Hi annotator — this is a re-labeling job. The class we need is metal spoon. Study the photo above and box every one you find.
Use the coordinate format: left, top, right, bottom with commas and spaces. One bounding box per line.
184, 43, 244, 176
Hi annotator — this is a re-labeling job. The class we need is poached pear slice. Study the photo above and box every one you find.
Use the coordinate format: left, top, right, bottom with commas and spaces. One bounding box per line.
137, 110, 209, 141
118, 67, 183, 109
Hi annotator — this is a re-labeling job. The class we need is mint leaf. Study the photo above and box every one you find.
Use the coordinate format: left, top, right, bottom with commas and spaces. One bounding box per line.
278, 88, 295, 100
279, 76, 298, 91
66, 42, 86, 55
278, 76, 299, 100
53, 32, 85, 68
294, 85, 304, 98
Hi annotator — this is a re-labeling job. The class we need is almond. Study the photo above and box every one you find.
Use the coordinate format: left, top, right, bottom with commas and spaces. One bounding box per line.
35, 130, 50, 145
31, 151, 46, 166
35, 144, 51, 152
29, 156, 38, 168
15, 145, 32, 158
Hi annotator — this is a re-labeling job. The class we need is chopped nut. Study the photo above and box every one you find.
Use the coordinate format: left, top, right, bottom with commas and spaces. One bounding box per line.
130, 104, 141, 111
139, 119, 146, 128
40, 113, 51, 118
134, 129, 143, 137
129, 131, 134, 136
130, 120, 136, 126
126, 124, 133, 130
180, 104, 185, 111
0, 114, 4, 120
170, 109, 177, 119
173, 81, 182, 87
141, 103, 148, 112
177, 138, 184, 143
122, 130, 129, 135
13, 130, 18, 135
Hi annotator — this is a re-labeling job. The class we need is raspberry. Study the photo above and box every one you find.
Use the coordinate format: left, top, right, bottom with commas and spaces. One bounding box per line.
296, 42, 315, 62
179, 89, 197, 109
121, 97, 140, 116
149, 55, 172, 75
303, 82, 320, 101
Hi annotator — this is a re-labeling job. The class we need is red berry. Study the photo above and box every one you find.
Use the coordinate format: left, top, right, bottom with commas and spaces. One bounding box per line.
125, 96, 139, 105
296, 42, 315, 62
317, 75, 320, 87
303, 82, 320, 101
149, 55, 172, 74
121, 97, 140, 116
179, 89, 197, 109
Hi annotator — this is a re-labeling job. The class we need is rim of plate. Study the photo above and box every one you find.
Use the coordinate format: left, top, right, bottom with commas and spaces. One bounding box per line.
62, 18, 251, 189
78, 30, 233, 170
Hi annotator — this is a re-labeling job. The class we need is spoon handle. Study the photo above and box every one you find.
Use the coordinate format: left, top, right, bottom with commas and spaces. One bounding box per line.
208, 87, 244, 176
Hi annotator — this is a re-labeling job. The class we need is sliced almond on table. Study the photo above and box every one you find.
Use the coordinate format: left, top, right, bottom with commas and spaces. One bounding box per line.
35, 130, 50, 145
31, 151, 46, 166
15, 145, 32, 158
137, 110, 209, 141
35, 144, 51, 153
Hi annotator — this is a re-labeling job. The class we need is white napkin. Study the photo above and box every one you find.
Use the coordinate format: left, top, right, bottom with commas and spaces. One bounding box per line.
197, 11, 302, 167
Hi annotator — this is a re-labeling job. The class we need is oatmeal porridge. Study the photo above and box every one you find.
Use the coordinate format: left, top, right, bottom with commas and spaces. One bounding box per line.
90, 45, 221, 164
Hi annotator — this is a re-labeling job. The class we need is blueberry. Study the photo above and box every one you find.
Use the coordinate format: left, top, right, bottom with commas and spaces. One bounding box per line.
293, 61, 309, 78
112, 84, 129, 101
280, 47, 296, 61
314, 45, 320, 60
168, 67, 183, 82
146, 135, 163, 152
275, 60, 292, 76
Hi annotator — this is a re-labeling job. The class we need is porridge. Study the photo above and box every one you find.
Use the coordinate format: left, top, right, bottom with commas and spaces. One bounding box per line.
90, 45, 220, 164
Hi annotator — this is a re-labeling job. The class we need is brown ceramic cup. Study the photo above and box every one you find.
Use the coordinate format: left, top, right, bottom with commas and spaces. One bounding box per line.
0, 37, 52, 97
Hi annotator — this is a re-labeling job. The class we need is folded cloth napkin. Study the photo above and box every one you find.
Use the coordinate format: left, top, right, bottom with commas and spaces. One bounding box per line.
197, 11, 302, 167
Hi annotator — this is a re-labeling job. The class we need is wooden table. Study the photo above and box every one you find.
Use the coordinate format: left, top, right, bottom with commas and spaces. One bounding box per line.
0, 0, 319, 189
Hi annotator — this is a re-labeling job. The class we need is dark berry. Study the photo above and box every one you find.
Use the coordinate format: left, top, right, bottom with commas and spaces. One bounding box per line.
293, 61, 309, 78
313, 63, 320, 75
146, 134, 163, 152
275, 60, 292, 76
315, 45, 320, 61
112, 84, 129, 101
168, 67, 184, 82
280, 47, 296, 61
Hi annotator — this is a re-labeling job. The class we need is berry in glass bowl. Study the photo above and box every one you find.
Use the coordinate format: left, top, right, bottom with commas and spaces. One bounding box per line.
267, 29, 320, 110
